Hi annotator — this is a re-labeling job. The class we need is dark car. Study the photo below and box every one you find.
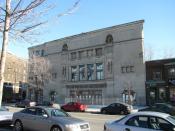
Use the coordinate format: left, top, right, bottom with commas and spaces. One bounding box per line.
15, 99, 36, 108
139, 103, 175, 115
61, 102, 87, 112
37, 101, 53, 106
37, 101, 60, 109
100, 102, 132, 115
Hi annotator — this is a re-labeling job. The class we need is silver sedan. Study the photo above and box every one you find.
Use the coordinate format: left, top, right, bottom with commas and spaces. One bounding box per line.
0, 106, 13, 126
12, 106, 90, 131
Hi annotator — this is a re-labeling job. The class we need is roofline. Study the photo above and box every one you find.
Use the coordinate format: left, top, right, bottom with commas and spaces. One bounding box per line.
0, 51, 27, 62
146, 57, 175, 63
28, 20, 144, 49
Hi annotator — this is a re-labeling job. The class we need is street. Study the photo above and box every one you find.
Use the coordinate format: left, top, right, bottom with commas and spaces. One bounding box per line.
0, 111, 123, 131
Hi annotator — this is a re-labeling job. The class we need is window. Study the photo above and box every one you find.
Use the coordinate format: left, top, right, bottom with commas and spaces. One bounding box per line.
95, 48, 103, 57
153, 71, 161, 80
149, 116, 174, 130
87, 64, 94, 80
87, 49, 93, 57
36, 108, 47, 116
62, 66, 66, 77
107, 61, 112, 73
41, 49, 45, 56
79, 65, 85, 80
22, 108, 36, 115
168, 68, 175, 78
71, 66, 78, 81
96, 63, 104, 80
71, 52, 76, 60
52, 73, 57, 79
126, 116, 149, 128
35, 50, 40, 56
106, 34, 113, 43
62, 44, 68, 51
121, 66, 135, 73
78, 51, 86, 59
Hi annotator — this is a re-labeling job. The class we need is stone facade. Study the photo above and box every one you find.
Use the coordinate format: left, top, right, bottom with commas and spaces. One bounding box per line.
28, 20, 146, 105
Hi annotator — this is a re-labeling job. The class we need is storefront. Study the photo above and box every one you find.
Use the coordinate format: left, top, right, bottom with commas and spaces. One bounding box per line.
145, 80, 170, 105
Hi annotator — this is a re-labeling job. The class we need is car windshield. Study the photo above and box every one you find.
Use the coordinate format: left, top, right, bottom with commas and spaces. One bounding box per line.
167, 116, 175, 124
47, 108, 69, 117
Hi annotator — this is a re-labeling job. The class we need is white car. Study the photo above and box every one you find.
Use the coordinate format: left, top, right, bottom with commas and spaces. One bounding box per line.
0, 106, 13, 126
104, 111, 175, 131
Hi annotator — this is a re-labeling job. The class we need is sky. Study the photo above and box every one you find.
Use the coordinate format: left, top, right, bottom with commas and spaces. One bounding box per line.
2, 0, 175, 59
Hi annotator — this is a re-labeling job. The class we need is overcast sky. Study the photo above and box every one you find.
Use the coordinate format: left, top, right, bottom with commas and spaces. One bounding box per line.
2, 0, 175, 59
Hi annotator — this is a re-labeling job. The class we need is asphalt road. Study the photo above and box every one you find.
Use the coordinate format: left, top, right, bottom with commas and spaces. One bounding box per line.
0, 109, 123, 131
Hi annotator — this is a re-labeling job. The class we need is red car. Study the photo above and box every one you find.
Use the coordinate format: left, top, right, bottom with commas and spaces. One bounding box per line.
61, 102, 87, 112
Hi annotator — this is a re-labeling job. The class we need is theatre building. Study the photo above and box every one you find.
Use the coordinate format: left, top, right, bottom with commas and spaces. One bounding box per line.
146, 58, 175, 105
28, 20, 146, 105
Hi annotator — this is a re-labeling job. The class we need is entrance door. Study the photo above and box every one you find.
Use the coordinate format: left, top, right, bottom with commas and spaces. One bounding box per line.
149, 88, 156, 105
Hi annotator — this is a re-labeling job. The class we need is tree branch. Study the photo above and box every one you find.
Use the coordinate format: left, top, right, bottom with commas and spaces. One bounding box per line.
57, 0, 81, 17
11, 0, 23, 15
20, 21, 47, 33
0, 7, 6, 13
10, 0, 46, 29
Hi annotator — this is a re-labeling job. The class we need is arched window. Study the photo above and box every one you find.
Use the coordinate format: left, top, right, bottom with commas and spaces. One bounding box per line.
62, 44, 68, 51
106, 34, 113, 44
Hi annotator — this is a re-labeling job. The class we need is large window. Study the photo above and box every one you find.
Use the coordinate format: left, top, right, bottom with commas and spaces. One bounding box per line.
87, 49, 93, 57
71, 66, 78, 81
96, 63, 104, 80
71, 52, 76, 60
78, 51, 86, 59
153, 71, 161, 80
95, 48, 102, 57
106, 34, 113, 43
168, 68, 175, 78
87, 64, 94, 80
79, 65, 85, 80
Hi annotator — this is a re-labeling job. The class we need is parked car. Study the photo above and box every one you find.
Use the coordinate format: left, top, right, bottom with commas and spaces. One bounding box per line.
13, 106, 90, 131
101, 102, 132, 115
61, 102, 87, 112
139, 103, 175, 115
0, 106, 13, 126
104, 111, 175, 131
37, 101, 60, 109
15, 99, 36, 108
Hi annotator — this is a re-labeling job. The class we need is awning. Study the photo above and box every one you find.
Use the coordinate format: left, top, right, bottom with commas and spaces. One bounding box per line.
164, 62, 175, 66
145, 80, 166, 86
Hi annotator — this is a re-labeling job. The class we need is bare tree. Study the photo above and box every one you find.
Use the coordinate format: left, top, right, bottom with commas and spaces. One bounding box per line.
144, 45, 154, 61
0, 0, 80, 106
28, 56, 52, 102
163, 48, 174, 59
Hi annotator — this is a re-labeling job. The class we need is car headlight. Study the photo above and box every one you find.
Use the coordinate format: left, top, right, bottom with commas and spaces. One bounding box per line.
65, 124, 79, 129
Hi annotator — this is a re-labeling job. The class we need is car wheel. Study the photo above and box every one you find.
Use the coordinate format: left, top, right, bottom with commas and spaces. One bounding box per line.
51, 126, 61, 131
14, 120, 23, 131
102, 110, 107, 114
